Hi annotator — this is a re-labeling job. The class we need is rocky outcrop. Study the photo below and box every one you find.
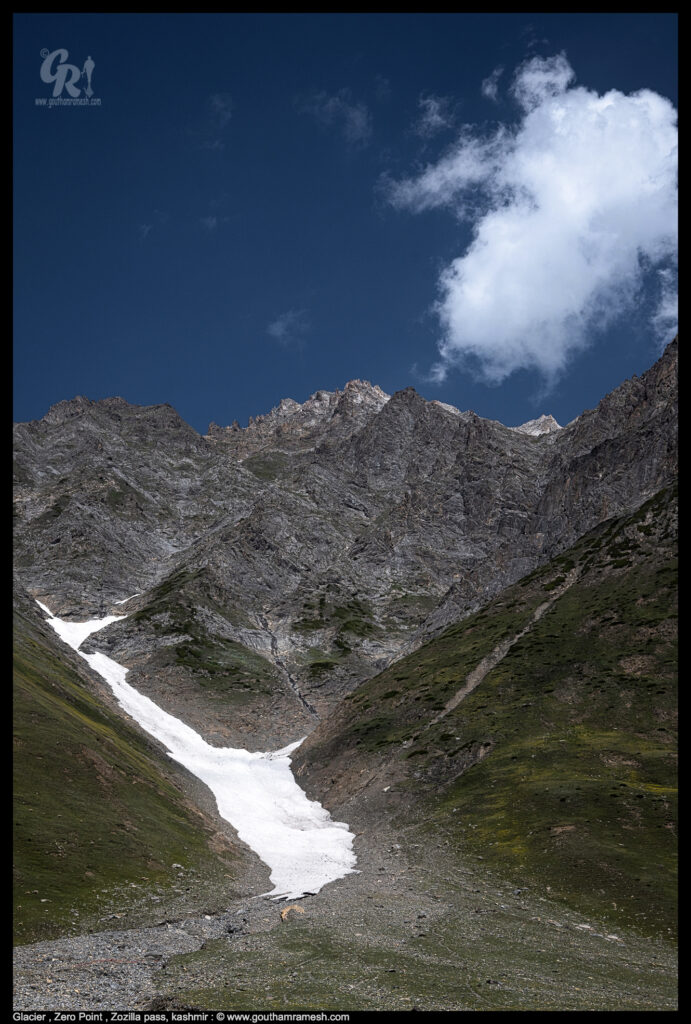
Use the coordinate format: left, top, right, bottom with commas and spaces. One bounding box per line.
205, 379, 390, 458
511, 413, 561, 436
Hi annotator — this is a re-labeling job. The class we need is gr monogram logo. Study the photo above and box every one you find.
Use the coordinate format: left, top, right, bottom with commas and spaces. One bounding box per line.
39, 49, 96, 98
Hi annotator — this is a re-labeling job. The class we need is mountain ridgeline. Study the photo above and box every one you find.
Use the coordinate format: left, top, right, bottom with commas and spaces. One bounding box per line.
13, 339, 677, 971
14, 340, 676, 743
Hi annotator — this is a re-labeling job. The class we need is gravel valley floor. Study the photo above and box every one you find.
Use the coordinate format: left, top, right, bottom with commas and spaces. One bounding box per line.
13, 821, 678, 1013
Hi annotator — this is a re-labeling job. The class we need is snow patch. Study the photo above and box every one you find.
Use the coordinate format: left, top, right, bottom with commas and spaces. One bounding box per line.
36, 600, 358, 902
39, 607, 126, 650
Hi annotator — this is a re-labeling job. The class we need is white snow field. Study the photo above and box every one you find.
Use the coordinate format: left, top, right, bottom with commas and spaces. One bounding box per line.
36, 601, 357, 901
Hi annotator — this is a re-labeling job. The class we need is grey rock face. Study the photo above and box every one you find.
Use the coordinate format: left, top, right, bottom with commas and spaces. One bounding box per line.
13, 340, 677, 742
206, 379, 390, 457
511, 414, 562, 436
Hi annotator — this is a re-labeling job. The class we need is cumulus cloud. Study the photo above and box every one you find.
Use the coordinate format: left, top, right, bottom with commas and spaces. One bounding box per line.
650, 267, 679, 351
300, 89, 372, 147
414, 94, 454, 137
267, 309, 310, 349
481, 66, 504, 103
510, 52, 574, 110
387, 54, 678, 385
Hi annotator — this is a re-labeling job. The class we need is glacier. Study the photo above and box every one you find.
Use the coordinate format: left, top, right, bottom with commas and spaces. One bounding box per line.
36, 600, 357, 901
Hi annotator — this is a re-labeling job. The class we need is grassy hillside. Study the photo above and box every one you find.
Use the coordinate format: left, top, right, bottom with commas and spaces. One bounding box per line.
13, 604, 249, 945
296, 486, 677, 940
127, 566, 278, 700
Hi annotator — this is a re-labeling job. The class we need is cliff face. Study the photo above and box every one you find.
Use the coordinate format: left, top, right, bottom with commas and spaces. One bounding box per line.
13, 340, 677, 743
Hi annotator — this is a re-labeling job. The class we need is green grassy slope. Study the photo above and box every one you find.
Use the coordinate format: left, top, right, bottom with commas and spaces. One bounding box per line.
128, 566, 279, 702
297, 486, 677, 940
13, 605, 247, 946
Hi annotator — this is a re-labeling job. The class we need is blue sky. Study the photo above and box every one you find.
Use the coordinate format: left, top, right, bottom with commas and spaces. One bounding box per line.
13, 13, 677, 434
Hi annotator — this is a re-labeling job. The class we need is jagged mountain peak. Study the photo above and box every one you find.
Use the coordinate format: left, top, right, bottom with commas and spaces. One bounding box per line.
40, 394, 95, 425
511, 413, 562, 436
204, 378, 390, 455
342, 377, 390, 399
34, 394, 196, 435
208, 378, 389, 435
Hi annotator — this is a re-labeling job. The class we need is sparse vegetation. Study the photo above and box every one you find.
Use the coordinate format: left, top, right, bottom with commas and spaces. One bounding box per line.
299, 487, 677, 941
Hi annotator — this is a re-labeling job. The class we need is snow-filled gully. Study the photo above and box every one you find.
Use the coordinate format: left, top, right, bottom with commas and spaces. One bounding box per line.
35, 600, 357, 902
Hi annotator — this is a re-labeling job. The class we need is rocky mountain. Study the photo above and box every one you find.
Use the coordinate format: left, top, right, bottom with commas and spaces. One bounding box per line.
12, 339, 677, 1010
13, 339, 677, 743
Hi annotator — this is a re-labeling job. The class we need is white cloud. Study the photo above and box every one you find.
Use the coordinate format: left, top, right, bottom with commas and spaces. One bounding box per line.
267, 309, 310, 348
481, 66, 504, 103
651, 267, 678, 351
510, 53, 574, 110
386, 127, 507, 214
386, 54, 678, 384
209, 92, 233, 127
414, 94, 454, 137
300, 89, 372, 147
